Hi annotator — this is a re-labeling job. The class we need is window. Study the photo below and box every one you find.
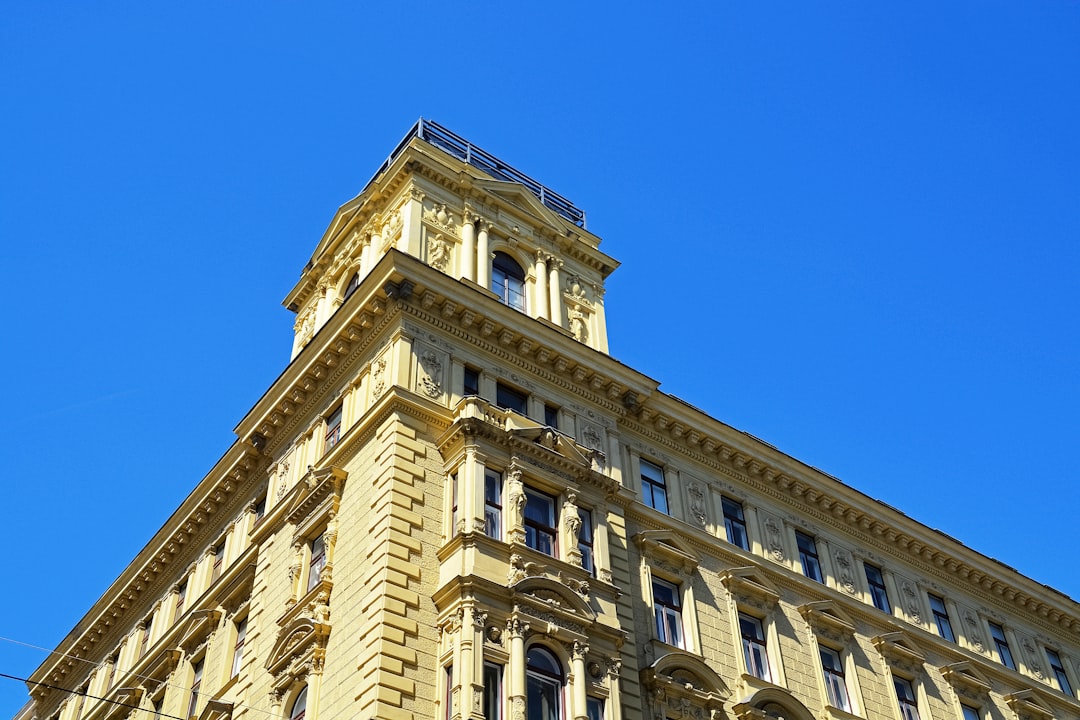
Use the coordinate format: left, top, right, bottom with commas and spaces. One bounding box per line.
325, 406, 342, 451
928, 593, 954, 642
152, 696, 163, 720
864, 563, 891, 613
739, 612, 771, 681
524, 489, 557, 556
290, 687, 308, 720
308, 533, 327, 591
1047, 648, 1073, 695
464, 366, 480, 396
819, 647, 850, 712
187, 660, 203, 718
893, 676, 920, 720
450, 473, 460, 535
960, 706, 979, 720
639, 459, 668, 514
721, 496, 748, 550
544, 404, 559, 429
496, 382, 528, 414
253, 494, 267, 523
526, 647, 563, 720
585, 698, 604, 720
483, 662, 503, 720
988, 622, 1015, 669
577, 509, 594, 576
484, 470, 503, 540
104, 652, 118, 689
212, 541, 225, 582
492, 252, 526, 312
176, 580, 188, 615
231, 618, 247, 678
140, 616, 152, 657
795, 531, 822, 582
344, 271, 361, 299
444, 666, 454, 720
652, 579, 684, 648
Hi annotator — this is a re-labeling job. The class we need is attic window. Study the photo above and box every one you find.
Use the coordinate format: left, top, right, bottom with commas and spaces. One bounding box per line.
492, 252, 526, 312
344, 272, 361, 299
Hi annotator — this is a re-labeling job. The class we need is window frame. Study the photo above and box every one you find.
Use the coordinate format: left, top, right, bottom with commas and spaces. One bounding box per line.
795, 531, 822, 582
988, 621, 1015, 669
652, 578, 685, 649
231, 617, 248, 679
324, 405, 343, 452
577, 507, 595, 576
819, 646, 851, 712
496, 382, 528, 415
526, 646, 564, 720
187, 658, 204, 719
738, 611, 772, 682
721, 496, 748, 550
492, 252, 527, 312
483, 661, 503, 720
211, 540, 226, 583
639, 459, 669, 514
927, 593, 955, 642
864, 563, 892, 613
484, 469, 503, 540
1046, 647, 1073, 696
464, 366, 480, 397
307, 532, 327, 592
892, 675, 921, 720
290, 686, 308, 720
960, 705, 980, 720
543, 404, 559, 429
523, 487, 558, 557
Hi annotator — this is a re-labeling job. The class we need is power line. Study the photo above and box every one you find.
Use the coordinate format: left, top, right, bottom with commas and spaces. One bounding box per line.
0, 672, 186, 720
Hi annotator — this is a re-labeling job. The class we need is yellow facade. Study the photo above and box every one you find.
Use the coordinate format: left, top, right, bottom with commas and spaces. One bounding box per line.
20, 120, 1080, 720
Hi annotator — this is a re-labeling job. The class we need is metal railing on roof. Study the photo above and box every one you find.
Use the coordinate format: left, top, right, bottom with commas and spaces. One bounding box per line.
363, 118, 586, 228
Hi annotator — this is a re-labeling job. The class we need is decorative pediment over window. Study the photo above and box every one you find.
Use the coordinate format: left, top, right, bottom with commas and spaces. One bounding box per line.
102, 687, 143, 720
940, 661, 992, 700
196, 699, 234, 720
798, 600, 856, 642
143, 648, 181, 685
872, 631, 925, 674
635, 530, 699, 576
284, 466, 347, 530
731, 688, 816, 720
1004, 688, 1055, 720
642, 651, 730, 720
512, 576, 596, 638
178, 609, 222, 655
720, 567, 780, 611
266, 610, 332, 690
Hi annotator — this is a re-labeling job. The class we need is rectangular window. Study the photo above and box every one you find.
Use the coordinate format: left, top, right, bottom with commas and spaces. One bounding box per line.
739, 612, 771, 681
253, 494, 267, 523
483, 662, 502, 720
653, 579, 684, 648
640, 459, 669, 514
928, 593, 955, 642
988, 622, 1015, 669
187, 660, 203, 718
496, 382, 528, 414
176, 580, 188, 615
450, 473, 460, 535
444, 665, 454, 720
325, 406, 342, 451
795, 531, 822, 582
586, 698, 604, 720
104, 652, 118, 689
524, 488, 557, 556
893, 676, 920, 720
140, 617, 153, 657
721, 496, 748, 550
961, 706, 979, 720
212, 541, 225, 582
1047, 648, 1073, 695
484, 470, 502, 540
152, 696, 163, 720
820, 647, 850, 712
864, 563, 891, 613
464, 367, 480, 397
231, 618, 247, 678
544, 404, 559, 429
308, 533, 327, 591
578, 508, 595, 576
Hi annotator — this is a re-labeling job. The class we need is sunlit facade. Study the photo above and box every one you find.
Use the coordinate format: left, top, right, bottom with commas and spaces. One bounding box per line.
20, 120, 1080, 720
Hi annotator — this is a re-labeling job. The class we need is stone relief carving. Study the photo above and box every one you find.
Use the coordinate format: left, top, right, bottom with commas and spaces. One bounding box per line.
417, 349, 443, 399
569, 309, 589, 343
1021, 636, 1045, 679
424, 202, 456, 232
900, 580, 923, 623
511, 697, 525, 720
427, 232, 451, 271
372, 358, 387, 397
686, 482, 708, 527
564, 491, 581, 543
962, 611, 985, 652
763, 516, 785, 561
833, 547, 856, 594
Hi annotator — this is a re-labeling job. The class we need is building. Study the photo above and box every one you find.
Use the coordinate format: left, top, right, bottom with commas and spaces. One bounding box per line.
19, 120, 1080, 720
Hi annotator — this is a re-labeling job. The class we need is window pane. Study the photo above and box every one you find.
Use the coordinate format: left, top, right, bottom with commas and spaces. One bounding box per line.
483, 663, 503, 720
497, 383, 528, 414
722, 497, 748, 550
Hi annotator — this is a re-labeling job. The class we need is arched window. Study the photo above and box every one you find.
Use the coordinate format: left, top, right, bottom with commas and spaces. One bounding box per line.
527, 647, 563, 720
492, 252, 526, 312
344, 271, 361, 300
290, 687, 308, 720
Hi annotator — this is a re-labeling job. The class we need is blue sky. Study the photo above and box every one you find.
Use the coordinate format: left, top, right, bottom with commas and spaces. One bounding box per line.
2, 2, 1078, 715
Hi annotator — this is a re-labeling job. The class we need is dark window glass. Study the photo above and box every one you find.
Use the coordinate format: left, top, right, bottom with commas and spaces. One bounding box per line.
212, 541, 225, 582
492, 252, 526, 312
308, 533, 326, 591
721, 496, 748, 550
928, 594, 954, 642
464, 367, 480, 396
586, 698, 603, 720
231, 618, 247, 678
1048, 649, 1073, 695
325, 406, 342, 450
484, 470, 502, 540
653, 579, 683, 648
524, 488, 557, 556
865, 563, 891, 613
989, 622, 1015, 669
187, 660, 203, 718
290, 687, 307, 720
795, 531, 822, 582
544, 404, 559, 429
253, 495, 267, 522
526, 648, 563, 720
639, 460, 668, 514
893, 676, 920, 720
450, 473, 460, 535
483, 663, 503, 720
739, 613, 771, 681
961, 706, 979, 720
140, 617, 152, 657
820, 647, 850, 711
578, 509, 594, 576
344, 271, 361, 299
496, 383, 528, 414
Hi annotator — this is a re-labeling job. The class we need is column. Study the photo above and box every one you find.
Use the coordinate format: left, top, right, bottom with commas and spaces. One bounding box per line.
572, 642, 589, 720
467, 607, 488, 720
606, 658, 623, 720
535, 251, 549, 321
461, 211, 476, 282
548, 258, 563, 327
507, 618, 528, 720
476, 220, 491, 289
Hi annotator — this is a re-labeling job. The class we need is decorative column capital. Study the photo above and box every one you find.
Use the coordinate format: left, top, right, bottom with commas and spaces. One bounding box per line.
572, 641, 589, 661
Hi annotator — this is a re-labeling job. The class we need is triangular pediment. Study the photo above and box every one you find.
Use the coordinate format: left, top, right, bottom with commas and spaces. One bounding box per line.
940, 661, 992, 695
798, 600, 856, 637
103, 687, 143, 720
196, 699, 234, 720
720, 566, 781, 609
634, 530, 699, 574
178, 608, 221, 653
872, 631, 926, 672
283, 466, 347, 528
473, 179, 579, 235
1004, 688, 1055, 720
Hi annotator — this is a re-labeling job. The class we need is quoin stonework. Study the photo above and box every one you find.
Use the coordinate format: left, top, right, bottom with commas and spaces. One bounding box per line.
19, 120, 1080, 720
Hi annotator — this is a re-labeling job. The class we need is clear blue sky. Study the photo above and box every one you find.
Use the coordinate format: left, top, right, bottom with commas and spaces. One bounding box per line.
2, 3, 1078, 715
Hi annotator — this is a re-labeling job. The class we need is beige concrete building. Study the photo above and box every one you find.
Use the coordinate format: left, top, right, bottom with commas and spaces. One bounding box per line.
20, 120, 1080, 720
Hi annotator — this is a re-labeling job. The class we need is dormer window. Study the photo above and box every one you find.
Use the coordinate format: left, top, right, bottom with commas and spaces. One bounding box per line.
492, 252, 526, 311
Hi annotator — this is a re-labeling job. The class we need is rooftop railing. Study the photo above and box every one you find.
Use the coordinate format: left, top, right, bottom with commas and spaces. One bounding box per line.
364, 118, 586, 228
